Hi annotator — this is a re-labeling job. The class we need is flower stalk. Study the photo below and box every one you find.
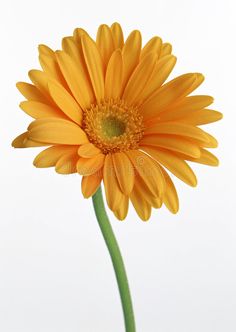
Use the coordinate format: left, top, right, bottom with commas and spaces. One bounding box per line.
92, 187, 136, 332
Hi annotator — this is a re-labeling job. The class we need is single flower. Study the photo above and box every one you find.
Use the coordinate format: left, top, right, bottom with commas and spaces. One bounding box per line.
12, 23, 222, 221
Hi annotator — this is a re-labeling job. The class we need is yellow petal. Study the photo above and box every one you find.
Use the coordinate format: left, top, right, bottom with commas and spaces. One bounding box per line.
55, 150, 78, 174
38, 44, 54, 56
140, 134, 201, 158
140, 73, 198, 120
33, 145, 76, 167
73, 27, 90, 42
152, 197, 163, 209
159, 166, 179, 214
81, 171, 103, 198
103, 154, 123, 211
48, 81, 83, 125
81, 35, 105, 102
142, 146, 197, 187
126, 150, 164, 197
62, 37, 80, 63
190, 73, 205, 93
158, 95, 214, 122
77, 154, 105, 175
96, 24, 115, 69
184, 148, 219, 166
133, 174, 163, 207
11, 132, 28, 148
114, 195, 129, 221
140, 36, 162, 60
122, 52, 157, 105
144, 122, 210, 143
19, 101, 65, 119
204, 132, 218, 148
62, 36, 95, 103
56, 50, 94, 110
28, 118, 88, 145
159, 43, 172, 57
12, 132, 48, 148
122, 30, 142, 91
16, 82, 48, 103
38, 45, 67, 87
178, 109, 223, 125
138, 55, 177, 103
130, 184, 151, 221
112, 152, 135, 195
78, 143, 101, 158
28, 70, 54, 104
188, 131, 218, 148
105, 49, 123, 99
24, 138, 49, 148
110, 22, 124, 49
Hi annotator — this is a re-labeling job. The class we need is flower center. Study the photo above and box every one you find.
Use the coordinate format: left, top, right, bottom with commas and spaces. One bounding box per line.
83, 99, 144, 154
101, 116, 126, 138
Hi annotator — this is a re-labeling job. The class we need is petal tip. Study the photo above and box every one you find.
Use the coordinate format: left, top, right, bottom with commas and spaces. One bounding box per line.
191, 179, 198, 187
16, 82, 22, 90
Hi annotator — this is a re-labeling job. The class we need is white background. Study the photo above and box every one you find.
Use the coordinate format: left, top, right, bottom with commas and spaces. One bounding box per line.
0, 0, 235, 331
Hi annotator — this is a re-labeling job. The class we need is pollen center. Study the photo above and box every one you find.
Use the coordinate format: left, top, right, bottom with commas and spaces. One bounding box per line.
101, 116, 126, 138
83, 99, 144, 154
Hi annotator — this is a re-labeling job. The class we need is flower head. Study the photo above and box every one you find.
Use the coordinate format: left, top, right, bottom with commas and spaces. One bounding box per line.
12, 23, 222, 221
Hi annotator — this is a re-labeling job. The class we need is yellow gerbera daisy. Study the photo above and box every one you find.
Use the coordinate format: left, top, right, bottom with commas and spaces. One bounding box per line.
12, 22, 222, 221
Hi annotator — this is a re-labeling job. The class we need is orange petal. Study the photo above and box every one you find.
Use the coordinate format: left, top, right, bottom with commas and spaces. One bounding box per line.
38, 44, 54, 56
110, 22, 124, 49
113, 194, 129, 221
130, 184, 151, 221
138, 55, 177, 103
178, 109, 223, 125
62, 37, 81, 63
81, 35, 105, 102
133, 174, 163, 207
141, 36, 162, 60
62, 36, 95, 103
140, 73, 198, 120
181, 148, 219, 167
159, 43, 172, 57
19, 101, 65, 119
73, 27, 90, 42
81, 171, 103, 198
56, 50, 94, 110
28, 118, 88, 145
122, 30, 142, 91
38, 44, 67, 87
33, 145, 77, 168
96, 24, 115, 69
55, 150, 78, 174
16, 82, 48, 103
122, 52, 157, 105
28, 70, 55, 105
159, 165, 179, 214
48, 81, 83, 125
78, 143, 101, 158
11, 132, 28, 148
76, 154, 105, 175
12, 132, 46, 148
103, 154, 123, 211
144, 122, 210, 144
126, 150, 164, 197
105, 49, 123, 99
142, 146, 197, 187
158, 95, 214, 122
112, 152, 135, 195
140, 134, 201, 158
188, 131, 218, 148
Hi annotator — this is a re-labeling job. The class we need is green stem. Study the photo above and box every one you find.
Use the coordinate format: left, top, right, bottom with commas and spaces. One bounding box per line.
92, 187, 136, 332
